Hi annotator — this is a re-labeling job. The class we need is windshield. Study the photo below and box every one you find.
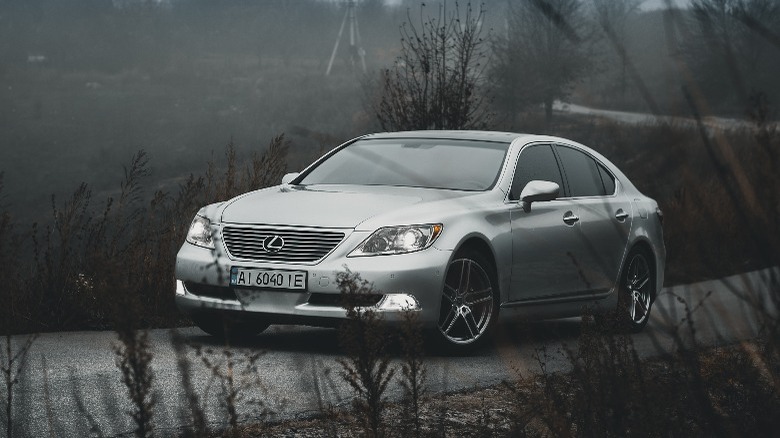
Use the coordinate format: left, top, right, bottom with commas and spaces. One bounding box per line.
298, 138, 509, 191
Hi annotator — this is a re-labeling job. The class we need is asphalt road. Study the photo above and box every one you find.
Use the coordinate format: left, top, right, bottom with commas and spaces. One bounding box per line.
3, 268, 778, 437
553, 100, 779, 130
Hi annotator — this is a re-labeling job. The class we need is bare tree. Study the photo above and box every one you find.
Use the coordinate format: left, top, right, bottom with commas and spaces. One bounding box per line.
373, 2, 492, 131
490, 0, 593, 124
686, 0, 780, 114
591, 0, 642, 103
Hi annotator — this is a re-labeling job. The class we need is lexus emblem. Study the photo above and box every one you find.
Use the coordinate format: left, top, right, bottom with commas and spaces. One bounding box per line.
262, 235, 285, 253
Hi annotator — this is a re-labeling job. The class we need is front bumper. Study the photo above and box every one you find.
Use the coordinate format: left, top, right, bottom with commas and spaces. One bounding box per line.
174, 236, 453, 328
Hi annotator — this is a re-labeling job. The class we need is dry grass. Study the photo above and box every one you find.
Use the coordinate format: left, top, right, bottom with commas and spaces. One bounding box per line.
1, 135, 288, 335
245, 340, 780, 438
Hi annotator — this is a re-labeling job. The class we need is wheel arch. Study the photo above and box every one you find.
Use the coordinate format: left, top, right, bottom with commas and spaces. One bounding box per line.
452, 235, 503, 301
455, 236, 496, 264
626, 238, 658, 296
435, 235, 502, 351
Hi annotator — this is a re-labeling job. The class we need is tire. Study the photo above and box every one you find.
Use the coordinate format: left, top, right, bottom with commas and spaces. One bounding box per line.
191, 314, 269, 342
435, 249, 499, 354
615, 247, 655, 333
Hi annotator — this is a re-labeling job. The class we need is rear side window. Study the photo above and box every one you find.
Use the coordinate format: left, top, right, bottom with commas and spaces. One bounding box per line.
555, 145, 607, 197
597, 163, 616, 195
510, 144, 565, 200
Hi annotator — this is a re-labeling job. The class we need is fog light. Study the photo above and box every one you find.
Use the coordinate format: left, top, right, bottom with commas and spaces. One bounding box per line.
377, 293, 420, 311
175, 280, 186, 296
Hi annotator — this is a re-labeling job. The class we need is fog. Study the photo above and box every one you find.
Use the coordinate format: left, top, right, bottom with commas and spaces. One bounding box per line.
0, 0, 778, 221
640, 0, 690, 10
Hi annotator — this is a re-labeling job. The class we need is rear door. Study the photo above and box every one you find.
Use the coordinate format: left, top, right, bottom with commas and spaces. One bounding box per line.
554, 144, 633, 294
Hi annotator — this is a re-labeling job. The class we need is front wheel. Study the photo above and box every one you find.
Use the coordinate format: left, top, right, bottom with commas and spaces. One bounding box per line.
435, 250, 499, 354
616, 248, 655, 332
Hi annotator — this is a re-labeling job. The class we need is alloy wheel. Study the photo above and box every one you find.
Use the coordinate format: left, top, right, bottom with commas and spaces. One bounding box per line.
438, 257, 495, 345
626, 252, 652, 325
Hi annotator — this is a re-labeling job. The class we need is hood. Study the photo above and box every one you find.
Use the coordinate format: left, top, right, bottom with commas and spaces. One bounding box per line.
220, 185, 432, 228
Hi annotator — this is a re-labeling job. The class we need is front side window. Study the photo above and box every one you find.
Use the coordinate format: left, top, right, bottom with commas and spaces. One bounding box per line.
510, 144, 565, 200
555, 145, 607, 197
298, 138, 509, 191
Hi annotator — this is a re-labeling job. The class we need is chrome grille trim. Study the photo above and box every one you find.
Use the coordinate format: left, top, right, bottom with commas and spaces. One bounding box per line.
222, 225, 346, 263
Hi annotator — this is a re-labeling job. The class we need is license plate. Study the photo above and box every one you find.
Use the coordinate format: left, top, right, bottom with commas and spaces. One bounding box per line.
230, 267, 307, 290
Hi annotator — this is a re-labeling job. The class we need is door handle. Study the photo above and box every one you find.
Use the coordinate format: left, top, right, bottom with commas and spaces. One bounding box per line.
615, 209, 629, 221
563, 211, 580, 225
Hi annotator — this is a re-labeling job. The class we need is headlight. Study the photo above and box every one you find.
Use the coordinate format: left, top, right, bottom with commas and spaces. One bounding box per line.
350, 224, 443, 257
186, 215, 215, 249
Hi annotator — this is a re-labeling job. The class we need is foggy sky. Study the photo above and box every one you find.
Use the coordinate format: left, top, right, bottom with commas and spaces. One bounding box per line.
640, 0, 690, 10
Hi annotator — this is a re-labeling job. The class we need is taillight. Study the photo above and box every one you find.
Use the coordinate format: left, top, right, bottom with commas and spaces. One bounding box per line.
655, 207, 664, 225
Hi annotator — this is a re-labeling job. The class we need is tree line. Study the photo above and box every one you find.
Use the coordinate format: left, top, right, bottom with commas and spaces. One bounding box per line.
376, 0, 780, 130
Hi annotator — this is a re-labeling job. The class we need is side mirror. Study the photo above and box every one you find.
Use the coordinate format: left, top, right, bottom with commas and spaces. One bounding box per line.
281, 172, 300, 185
520, 180, 559, 212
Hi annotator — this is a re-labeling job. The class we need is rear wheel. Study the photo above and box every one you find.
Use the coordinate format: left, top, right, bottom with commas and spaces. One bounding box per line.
616, 248, 655, 332
435, 249, 499, 353
191, 314, 269, 342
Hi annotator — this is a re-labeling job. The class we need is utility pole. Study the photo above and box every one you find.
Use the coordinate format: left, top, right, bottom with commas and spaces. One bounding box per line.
326, 0, 366, 76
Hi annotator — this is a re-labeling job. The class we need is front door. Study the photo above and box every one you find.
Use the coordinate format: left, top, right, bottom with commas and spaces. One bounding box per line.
508, 144, 586, 301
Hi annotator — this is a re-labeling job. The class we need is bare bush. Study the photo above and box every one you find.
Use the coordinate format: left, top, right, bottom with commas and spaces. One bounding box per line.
114, 328, 156, 438
194, 345, 271, 438
0, 173, 38, 438
172, 331, 208, 438
1, 333, 37, 438
336, 269, 395, 437
559, 316, 661, 436
398, 308, 426, 438
3, 134, 288, 334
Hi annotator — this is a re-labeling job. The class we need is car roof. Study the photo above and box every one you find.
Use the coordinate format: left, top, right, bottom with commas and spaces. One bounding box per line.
359, 131, 591, 149
361, 130, 533, 143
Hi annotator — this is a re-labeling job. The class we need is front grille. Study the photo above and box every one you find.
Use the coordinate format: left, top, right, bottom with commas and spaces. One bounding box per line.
222, 225, 345, 263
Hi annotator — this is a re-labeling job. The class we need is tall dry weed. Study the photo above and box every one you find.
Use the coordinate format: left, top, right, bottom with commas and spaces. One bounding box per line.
194, 345, 271, 438
0, 173, 38, 438
561, 316, 663, 437
336, 269, 395, 438
114, 328, 156, 438
398, 308, 426, 438
1, 333, 37, 438
172, 331, 208, 438
0, 173, 23, 334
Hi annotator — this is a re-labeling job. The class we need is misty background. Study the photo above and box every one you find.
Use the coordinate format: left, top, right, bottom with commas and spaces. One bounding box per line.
1, 0, 778, 222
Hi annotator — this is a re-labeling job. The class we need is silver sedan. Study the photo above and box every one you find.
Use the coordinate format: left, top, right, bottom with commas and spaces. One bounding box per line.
175, 131, 665, 353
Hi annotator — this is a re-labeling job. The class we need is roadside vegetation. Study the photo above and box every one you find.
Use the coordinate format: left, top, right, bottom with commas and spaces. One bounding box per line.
1, 0, 780, 436
1, 118, 778, 436
1, 116, 776, 335
253, 310, 780, 437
